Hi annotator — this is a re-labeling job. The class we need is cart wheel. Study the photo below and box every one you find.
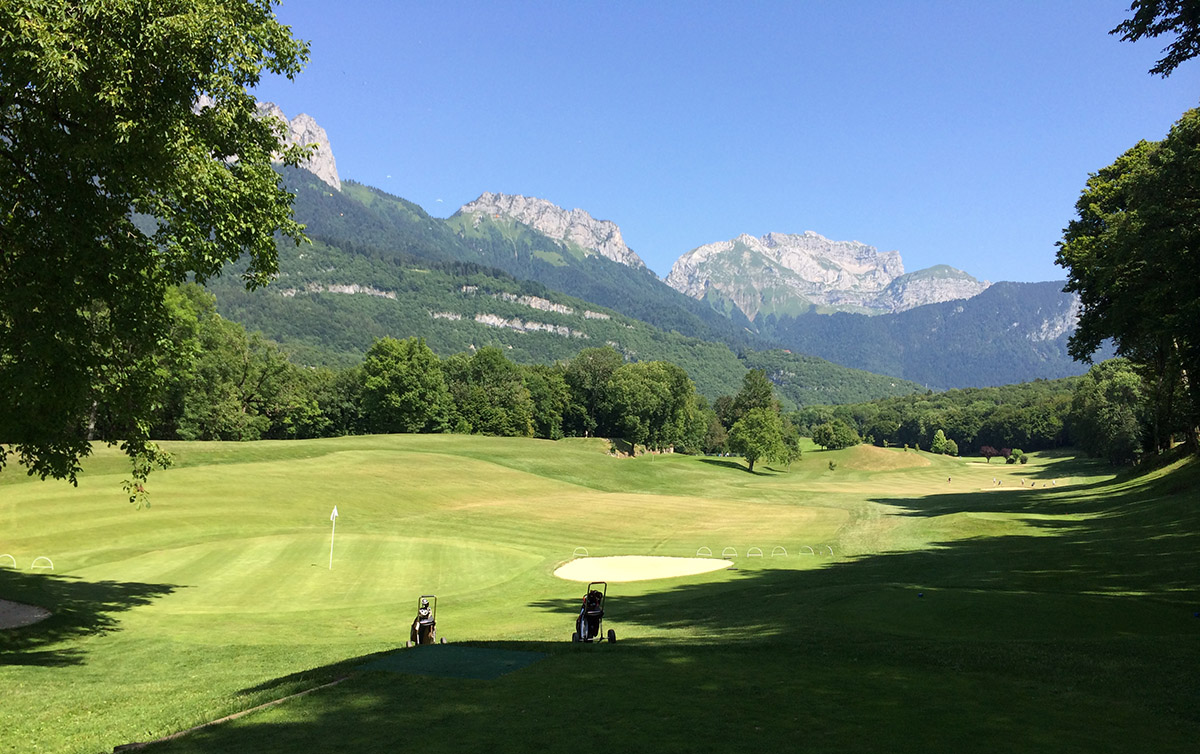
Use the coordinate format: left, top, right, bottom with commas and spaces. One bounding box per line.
571, 631, 579, 643
607, 629, 616, 643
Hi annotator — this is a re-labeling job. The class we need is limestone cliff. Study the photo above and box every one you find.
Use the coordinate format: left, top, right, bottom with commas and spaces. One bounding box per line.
256, 102, 341, 191
666, 231, 989, 319
457, 192, 646, 269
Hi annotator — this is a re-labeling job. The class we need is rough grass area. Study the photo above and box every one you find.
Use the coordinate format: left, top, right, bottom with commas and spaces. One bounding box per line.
1, 436, 1197, 753
837, 443, 933, 470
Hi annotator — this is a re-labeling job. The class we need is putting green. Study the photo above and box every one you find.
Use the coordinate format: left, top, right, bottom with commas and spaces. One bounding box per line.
73, 535, 541, 615
553, 555, 733, 582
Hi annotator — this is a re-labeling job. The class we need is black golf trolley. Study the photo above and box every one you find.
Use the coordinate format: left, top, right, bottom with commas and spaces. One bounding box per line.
572, 581, 615, 643
407, 595, 445, 647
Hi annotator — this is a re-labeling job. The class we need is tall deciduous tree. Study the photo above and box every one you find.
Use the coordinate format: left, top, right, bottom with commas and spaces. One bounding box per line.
1056, 108, 1200, 451
563, 347, 623, 437
601, 360, 697, 451
175, 315, 299, 441
444, 347, 534, 437
1071, 359, 1147, 464
361, 337, 453, 434
522, 364, 570, 440
0, 0, 310, 493
811, 420, 860, 450
727, 407, 786, 472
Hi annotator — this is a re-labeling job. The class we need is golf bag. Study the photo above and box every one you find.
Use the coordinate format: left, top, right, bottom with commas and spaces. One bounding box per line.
410, 601, 436, 645
576, 589, 604, 641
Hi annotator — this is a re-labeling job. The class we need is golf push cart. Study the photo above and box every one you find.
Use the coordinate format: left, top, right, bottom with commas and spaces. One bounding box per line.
407, 595, 445, 647
572, 582, 616, 643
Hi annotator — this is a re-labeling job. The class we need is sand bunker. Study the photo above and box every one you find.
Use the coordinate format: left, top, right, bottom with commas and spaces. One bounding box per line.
554, 556, 732, 583
0, 599, 51, 630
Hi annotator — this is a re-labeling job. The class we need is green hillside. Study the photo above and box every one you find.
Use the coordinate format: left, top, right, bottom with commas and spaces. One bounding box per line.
285, 169, 763, 349
206, 170, 923, 406
286, 169, 1091, 391
209, 238, 749, 399
441, 209, 762, 347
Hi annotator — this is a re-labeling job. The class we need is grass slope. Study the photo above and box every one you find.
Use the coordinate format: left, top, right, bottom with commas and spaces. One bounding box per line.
1, 438, 1197, 753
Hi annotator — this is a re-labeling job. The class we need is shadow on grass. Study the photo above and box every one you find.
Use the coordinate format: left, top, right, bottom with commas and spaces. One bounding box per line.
0, 570, 177, 666
697, 457, 778, 475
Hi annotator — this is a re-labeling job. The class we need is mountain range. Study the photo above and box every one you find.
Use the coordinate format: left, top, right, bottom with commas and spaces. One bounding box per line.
219, 106, 1095, 399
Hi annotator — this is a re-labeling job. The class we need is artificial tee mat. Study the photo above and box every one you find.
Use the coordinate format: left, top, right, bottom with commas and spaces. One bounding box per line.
362, 645, 546, 680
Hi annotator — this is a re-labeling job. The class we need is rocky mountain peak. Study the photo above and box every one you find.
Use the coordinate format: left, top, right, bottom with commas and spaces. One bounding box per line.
666, 231, 988, 319
456, 192, 647, 270
256, 102, 341, 191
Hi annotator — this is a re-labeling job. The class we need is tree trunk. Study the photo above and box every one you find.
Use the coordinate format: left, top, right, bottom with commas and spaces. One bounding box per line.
86, 401, 98, 441
1173, 338, 1199, 453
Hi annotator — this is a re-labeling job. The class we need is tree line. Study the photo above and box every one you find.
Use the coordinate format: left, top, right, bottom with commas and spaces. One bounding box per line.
108, 285, 811, 471
68, 282, 1183, 476
788, 353, 1194, 466
789, 378, 1076, 457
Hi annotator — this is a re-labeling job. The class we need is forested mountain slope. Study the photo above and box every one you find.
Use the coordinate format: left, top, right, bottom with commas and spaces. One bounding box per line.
208, 176, 923, 406
757, 281, 1093, 389
284, 169, 765, 350
213, 167, 1091, 396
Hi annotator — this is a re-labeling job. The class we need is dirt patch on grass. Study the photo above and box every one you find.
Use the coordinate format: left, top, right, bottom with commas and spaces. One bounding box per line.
0, 599, 51, 629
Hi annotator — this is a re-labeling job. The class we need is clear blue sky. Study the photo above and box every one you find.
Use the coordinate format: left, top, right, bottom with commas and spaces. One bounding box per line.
253, 0, 1199, 284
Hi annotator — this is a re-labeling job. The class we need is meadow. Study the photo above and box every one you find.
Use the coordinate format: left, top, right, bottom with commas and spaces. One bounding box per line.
1, 435, 1197, 753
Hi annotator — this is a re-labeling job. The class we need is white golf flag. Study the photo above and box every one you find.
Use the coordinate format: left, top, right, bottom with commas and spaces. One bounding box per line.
329, 506, 338, 569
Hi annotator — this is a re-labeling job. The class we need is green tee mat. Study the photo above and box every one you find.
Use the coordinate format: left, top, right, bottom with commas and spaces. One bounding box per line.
362, 645, 546, 680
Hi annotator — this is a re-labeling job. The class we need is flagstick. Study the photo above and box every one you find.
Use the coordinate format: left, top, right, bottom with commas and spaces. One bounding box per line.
329, 505, 339, 570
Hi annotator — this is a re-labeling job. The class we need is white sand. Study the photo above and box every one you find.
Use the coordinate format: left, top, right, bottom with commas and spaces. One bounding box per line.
554, 556, 733, 583
0, 598, 51, 629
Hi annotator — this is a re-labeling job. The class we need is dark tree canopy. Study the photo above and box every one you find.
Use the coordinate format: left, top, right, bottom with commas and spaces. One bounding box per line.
1112, 0, 1200, 77
0, 0, 310, 493
811, 420, 861, 451
1056, 107, 1200, 449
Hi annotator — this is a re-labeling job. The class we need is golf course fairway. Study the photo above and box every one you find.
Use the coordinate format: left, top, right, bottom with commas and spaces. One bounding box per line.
1, 434, 1197, 753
